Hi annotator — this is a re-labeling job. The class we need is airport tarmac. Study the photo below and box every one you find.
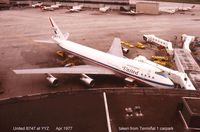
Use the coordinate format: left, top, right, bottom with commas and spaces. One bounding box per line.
0, 89, 200, 132
1, 4, 200, 98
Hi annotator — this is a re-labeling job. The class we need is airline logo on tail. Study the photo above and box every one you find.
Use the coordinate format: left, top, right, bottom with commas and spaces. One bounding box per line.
49, 17, 68, 40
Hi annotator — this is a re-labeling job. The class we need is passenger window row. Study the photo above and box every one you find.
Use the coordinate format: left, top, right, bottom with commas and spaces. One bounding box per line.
140, 73, 154, 79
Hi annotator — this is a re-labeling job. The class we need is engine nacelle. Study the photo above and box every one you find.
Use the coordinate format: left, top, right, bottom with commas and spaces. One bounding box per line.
46, 73, 59, 87
80, 74, 95, 87
64, 63, 73, 67
122, 47, 129, 54
125, 77, 135, 83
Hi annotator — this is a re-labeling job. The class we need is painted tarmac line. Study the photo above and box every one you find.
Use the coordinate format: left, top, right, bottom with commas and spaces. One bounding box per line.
103, 92, 112, 132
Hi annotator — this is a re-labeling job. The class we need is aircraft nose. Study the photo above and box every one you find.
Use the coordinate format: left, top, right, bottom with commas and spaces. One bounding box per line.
165, 78, 174, 87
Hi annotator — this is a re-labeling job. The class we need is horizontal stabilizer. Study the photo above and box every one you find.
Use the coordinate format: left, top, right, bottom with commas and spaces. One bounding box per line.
34, 39, 56, 44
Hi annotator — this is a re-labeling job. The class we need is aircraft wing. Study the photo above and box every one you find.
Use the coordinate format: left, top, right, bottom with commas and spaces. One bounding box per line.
108, 38, 124, 57
13, 65, 115, 75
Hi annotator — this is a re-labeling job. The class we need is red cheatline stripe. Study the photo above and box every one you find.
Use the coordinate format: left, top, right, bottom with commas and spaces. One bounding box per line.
60, 45, 173, 87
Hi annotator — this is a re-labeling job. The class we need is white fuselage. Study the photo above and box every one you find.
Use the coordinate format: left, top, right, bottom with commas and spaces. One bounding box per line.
53, 37, 174, 89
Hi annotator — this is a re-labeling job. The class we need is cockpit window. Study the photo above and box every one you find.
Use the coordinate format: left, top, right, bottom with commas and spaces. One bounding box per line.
155, 72, 167, 78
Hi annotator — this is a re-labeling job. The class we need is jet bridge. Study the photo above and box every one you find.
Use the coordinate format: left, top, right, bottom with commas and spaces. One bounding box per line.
134, 56, 196, 90
143, 34, 196, 55
181, 34, 195, 52
143, 34, 173, 56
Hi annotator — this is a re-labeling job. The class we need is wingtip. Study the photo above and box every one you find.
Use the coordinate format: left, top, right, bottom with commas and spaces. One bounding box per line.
13, 69, 25, 74
13, 70, 18, 74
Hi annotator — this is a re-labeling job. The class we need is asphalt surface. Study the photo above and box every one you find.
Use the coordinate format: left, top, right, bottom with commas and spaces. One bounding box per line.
0, 89, 200, 132
0, 92, 108, 132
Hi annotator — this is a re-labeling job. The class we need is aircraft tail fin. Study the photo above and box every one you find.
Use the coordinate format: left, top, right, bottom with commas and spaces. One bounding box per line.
49, 17, 69, 40
108, 38, 124, 57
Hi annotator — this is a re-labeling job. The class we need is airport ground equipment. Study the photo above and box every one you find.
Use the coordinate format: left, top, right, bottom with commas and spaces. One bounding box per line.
121, 47, 129, 54
153, 60, 172, 67
151, 56, 169, 61
134, 56, 196, 90
143, 34, 173, 55
59, 57, 84, 67
56, 51, 66, 58
151, 56, 171, 67
181, 34, 195, 52
135, 42, 145, 49
121, 41, 134, 48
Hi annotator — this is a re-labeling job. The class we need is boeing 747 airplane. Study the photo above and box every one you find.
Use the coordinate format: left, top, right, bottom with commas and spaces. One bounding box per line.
13, 18, 174, 89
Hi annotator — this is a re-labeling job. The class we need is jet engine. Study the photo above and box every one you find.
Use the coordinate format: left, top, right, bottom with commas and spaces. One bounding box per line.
122, 47, 129, 54
125, 77, 134, 83
46, 73, 59, 87
80, 74, 95, 87
64, 63, 73, 67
